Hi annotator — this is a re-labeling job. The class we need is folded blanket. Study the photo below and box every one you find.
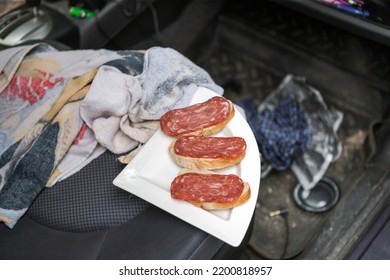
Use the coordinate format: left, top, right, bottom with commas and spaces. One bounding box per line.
0, 44, 223, 228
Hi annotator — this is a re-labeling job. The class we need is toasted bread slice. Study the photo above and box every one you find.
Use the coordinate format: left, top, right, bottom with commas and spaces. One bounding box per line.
160, 96, 235, 137
191, 182, 250, 210
169, 136, 246, 170
180, 99, 235, 137
172, 168, 251, 210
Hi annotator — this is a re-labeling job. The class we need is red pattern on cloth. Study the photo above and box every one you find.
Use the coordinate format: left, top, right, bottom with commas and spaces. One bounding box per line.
0, 69, 63, 104
72, 124, 88, 145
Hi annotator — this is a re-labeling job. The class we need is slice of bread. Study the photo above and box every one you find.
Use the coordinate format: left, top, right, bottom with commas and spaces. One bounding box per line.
160, 96, 235, 137
180, 99, 235, 137
191, 182, 250, 210
172, 168, 251, 210
169, 136, 246, 170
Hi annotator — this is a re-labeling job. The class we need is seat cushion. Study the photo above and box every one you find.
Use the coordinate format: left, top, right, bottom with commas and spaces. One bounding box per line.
27, 151, 150, 232
0, 151, 253, 259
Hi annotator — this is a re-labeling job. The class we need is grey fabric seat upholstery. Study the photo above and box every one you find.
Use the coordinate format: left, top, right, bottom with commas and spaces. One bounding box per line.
0, 150, 253, 259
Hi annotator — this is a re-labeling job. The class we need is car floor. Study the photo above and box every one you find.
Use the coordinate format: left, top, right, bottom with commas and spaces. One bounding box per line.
108, 0, 390, 259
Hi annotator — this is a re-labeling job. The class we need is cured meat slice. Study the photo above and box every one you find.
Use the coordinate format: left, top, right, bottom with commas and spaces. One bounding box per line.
170, 136, 246, 170
173, 136, 246, 159
160, 96, 234, 137
171, 172, 244, 203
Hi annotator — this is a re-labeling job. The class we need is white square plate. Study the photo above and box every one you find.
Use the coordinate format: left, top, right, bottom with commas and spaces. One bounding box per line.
113, 87, 261, 247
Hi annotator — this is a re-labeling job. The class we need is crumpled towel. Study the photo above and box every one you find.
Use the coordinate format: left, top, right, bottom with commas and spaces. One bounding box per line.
0, 44, 222, 228
81, 47, 222, 154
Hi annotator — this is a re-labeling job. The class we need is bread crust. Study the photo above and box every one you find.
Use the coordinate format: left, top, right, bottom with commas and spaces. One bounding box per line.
169, 138, 246, 170
175, 168, 251, 210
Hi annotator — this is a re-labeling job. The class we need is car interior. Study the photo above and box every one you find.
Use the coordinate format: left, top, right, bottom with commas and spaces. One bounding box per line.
0, 0, 389, 260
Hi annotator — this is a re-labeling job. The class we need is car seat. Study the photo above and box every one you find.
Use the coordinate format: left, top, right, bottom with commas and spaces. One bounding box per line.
0, 151, 254, 259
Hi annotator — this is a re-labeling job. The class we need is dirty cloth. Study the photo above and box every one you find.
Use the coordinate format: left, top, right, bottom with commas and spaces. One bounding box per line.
239, 75, 343, 190
237, 95, 311, 171
0, 44, 222, 228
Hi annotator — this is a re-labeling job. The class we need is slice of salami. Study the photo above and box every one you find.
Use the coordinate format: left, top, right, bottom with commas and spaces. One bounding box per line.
174, 136, 246, 159
160, 96, 232, 137
171, 173, 244, 203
